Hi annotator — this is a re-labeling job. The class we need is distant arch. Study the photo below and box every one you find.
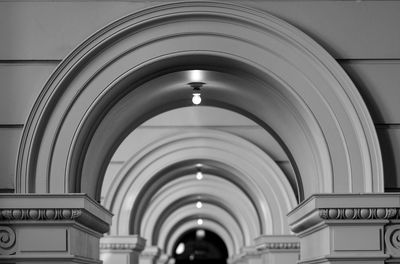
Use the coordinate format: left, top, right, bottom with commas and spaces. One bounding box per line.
102, 129, 296, 235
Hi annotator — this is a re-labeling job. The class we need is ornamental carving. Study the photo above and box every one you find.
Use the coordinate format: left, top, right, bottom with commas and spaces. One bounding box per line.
0, 226, 16, 255
385, 224, 400, 257
319, 208, 397, 220
0, 209, 82, 221
258, 242, 300, 250
100, 243, 140, 250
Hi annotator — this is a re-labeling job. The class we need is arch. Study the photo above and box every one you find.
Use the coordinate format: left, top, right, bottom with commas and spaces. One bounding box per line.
140, 175, 260, 244
155, 204, 245, 247
163, 221, 237, 258
17, 2, 383, 202
101, 129, 296, 235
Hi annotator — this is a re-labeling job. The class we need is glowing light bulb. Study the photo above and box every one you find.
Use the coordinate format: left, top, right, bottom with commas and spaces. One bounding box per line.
190, 70, 202, 82
197, 219, 203, 225
196, 201, 203, 209
192, 92, 201, 105
175, 243, 185, 255
196, 171, 203, 180
196, 229, 205, 239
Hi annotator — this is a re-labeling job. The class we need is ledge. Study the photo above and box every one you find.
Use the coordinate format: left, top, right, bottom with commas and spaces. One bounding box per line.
0, 193, 112, 233
288, 193, 400, 233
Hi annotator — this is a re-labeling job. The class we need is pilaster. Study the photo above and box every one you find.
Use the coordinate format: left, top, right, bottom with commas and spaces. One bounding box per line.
0, 194, 112, 263
140, 246, 161, 264
100, 235, 146, 264
242, 246, 262, 264
288, 194, 400, 264
156, 254, 170, 264
229, 247, 261, 264
254, 235, 299, 264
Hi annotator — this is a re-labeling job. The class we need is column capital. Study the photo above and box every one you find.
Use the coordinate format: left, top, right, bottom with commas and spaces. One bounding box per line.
141, 246, 161, 258
228, 246, 260, 264
140, 246, 162, 264
254, 235, 299, 264
288, 193, 400, 234
288, 193, 400, 263
100, 235, 146, 252
0, 194, 112, 263
0, 193, 112, 233
157, 254, 170, 264
254, 235, 299, 252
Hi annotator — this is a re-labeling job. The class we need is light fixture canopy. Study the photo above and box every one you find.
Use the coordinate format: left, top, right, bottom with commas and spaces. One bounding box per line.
196, 169, 203, 180
188, 82, 205, 105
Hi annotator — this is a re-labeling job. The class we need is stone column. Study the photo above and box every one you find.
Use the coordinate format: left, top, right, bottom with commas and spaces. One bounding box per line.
156, 254, 170, 264
100, 235, 146, 264
242, 246, 262, 264
228, 253, 248, 264
140, 246, 161, 264
254, 235, 299, 264
0, 194, 112, 264
229, 247, 261, 264
287, 194, 400, 264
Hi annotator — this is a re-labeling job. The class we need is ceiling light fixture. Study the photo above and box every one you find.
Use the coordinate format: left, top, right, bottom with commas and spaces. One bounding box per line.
196, 169, 203, 180
196, 201, 203, 209
188, 82, 204, 105
197, 219, 203, 225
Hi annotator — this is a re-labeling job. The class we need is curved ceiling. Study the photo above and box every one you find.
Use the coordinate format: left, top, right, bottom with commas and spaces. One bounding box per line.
100, 106, 297, 255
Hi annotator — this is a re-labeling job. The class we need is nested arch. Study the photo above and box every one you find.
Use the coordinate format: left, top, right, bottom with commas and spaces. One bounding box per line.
103, 129, 296, 235
140, 176, 261, 243
17, 2, 383, 201
164, 222, 236, 258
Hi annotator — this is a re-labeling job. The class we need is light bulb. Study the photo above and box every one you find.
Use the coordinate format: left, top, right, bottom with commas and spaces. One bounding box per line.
190, 70, 202, 82
196, 229, 205, 239
197, 219, 203, 225
196, 201, 203, 209
175, 243, 185, 255
192, 93, 201, 105
196, 171, 203, 180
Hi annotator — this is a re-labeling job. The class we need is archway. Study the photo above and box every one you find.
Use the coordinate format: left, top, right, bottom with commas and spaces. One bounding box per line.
12, 2, 384, 264
17, 2, 382, 198
173, 229, 228, 264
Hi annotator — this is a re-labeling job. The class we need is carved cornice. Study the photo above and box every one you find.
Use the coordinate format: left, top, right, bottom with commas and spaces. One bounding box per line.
0, 209, 82, 221
319, 208, 398, 220
0, 208, 109, 234
289, 195, 400, 234
141, 246, 161, 258
0, 195, 112, 234
257, 242, 300, 251
100, 243, 143, 250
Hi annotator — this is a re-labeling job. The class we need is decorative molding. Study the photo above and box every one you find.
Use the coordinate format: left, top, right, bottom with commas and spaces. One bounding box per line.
319, 208, 397, 220
0, 226, 16, 255
0, 209, 82, 221
17, 1, 383, 206
100, 243, 142, 250
141, 246, 161, 258
257, 242, 300, 251
385, 224, 400, 257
